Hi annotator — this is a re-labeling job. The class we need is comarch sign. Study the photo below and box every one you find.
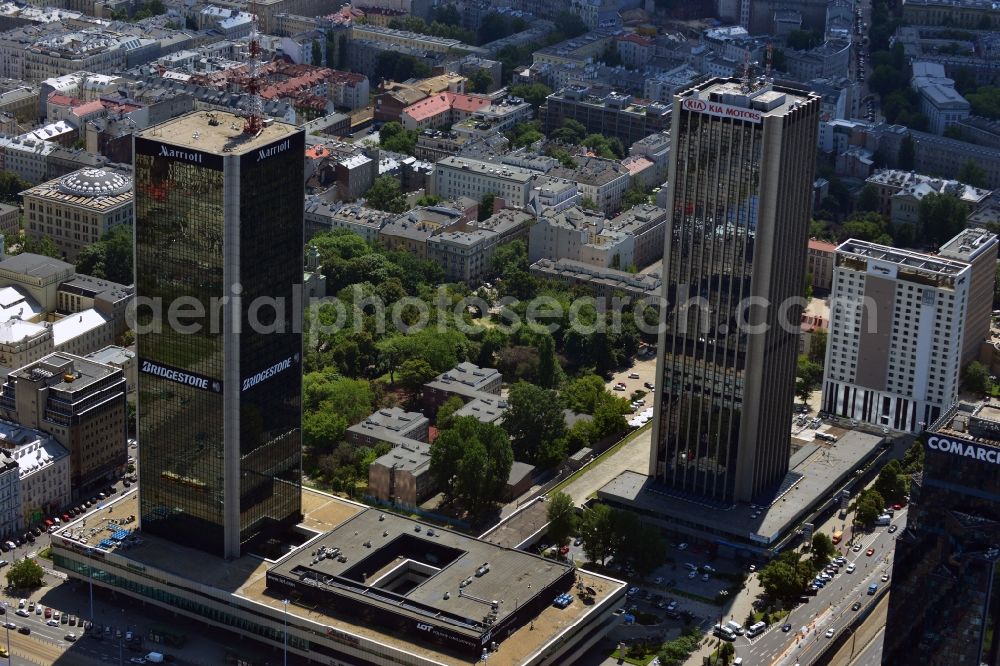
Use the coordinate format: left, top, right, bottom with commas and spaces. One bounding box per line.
927, 435, 1000, 464
681, 97, 763, 123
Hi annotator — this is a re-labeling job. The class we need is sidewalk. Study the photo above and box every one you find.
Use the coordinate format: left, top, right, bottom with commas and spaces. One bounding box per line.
684, 574, 763, 665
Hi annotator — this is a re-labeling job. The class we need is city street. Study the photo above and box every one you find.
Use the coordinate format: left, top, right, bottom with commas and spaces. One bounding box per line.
736, 509, 906, 665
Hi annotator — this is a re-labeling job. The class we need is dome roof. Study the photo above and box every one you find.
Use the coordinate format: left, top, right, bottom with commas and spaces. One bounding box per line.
58, 169, 131, 197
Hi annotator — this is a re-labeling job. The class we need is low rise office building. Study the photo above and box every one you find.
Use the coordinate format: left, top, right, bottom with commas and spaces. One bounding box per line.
21, 167, 133, 261
346, 407, 429, 448
0, 352, 126, 498
549, 156, 629, 215
0, 420, 69, 528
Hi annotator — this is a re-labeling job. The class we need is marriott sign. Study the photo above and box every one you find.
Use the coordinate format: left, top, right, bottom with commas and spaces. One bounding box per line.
681, 97, 763, 124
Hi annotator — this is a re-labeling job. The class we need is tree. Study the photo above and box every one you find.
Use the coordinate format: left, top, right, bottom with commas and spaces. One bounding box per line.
470, 68, 493, 93
902, 437, 925, 474
622, 187, 649, 211
631, 529, 667, 578
18, 235, 60, 258
787, 29, 822, 50
898, 135, 915, 170
430, 417, 512, 517
919, 192, 968, 246
503, 382, 566, 467
435, 395, 465, 430
758, 550, 813, 600
840, 212, 892, 245
812, 532, 836, 568
592, 392, 629, 440
509, 83, 552, 108
379, 121, 418, 155
6, 558, 43, 590
553, 11, 587, 39
579, 503, 615, 564
808, 328, 828, 365
796, 356, 823, 404
958, 158, 989, 188
552, 118, 586, 144
537, 333, 558, 388
365, 175, 407, 213
560, 374, 606, 413
75, 225, 134, 285
857, 183, 880, 212
966, 86, 1000, 121
478, 192, 495, 221
546, 492, 577, 547
855, 488, 886, 528
398, 358, 435, 399
962, 360, 990, 394
303, 409, 348, 453
874, 459, 908, 504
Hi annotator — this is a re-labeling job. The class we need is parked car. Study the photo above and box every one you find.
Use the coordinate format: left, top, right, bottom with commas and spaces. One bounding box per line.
701, 573, 710, 582
881, 572, 890, 582
825, 628, 835, 638
846, 563, 856, 573
17, 627, 28, 635
853, 543, 863, 552
687, 570, 698, 579
852, 601, 862, 611
676, 543, 688, 551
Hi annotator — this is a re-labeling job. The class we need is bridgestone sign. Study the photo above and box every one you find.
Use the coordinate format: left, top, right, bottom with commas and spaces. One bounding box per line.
140, 359, 221, 393
241, 353, 299, 392
927, 435, 1000, 464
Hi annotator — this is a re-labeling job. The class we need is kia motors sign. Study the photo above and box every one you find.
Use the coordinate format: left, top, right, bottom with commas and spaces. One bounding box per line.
681, 97, 763, 123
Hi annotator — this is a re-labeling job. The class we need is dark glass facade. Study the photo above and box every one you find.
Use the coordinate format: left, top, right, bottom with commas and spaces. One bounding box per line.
134, 127, 304, 558
652, 81, 819, 504
883, 433, 1000, 666
135, 141, 227, 554
236, 140, 304, 547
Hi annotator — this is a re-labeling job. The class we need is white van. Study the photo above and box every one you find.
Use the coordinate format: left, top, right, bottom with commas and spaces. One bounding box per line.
875, 514, 892, 526
713, 624, 736, 641
746, 620, 767, 637
725, 620, 745, 636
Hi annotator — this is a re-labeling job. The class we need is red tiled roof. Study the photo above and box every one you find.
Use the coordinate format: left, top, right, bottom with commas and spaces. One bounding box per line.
402, 92, 490, 122
808, 238, 838, 252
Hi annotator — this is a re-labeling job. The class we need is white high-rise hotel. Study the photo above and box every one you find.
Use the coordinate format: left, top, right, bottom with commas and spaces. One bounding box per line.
821, 231, 997, 433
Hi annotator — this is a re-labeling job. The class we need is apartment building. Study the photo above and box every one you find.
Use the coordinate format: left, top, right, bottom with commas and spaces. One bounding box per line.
425, 209, 531, 285
346, 408, 429, 448
432, 156, 537, 208
367, 439, 434, 506
911, 61, 970, 135
0, 352, 126, 497
864, 168, 991, 231
529, 257, 662, 300
549, 156, 630, 215
901, 0, 1000, 29
21, 167, 133, 261
304, 200, 395, 242
541, 86, 672, 145
822, 240, 969, 432
529, 205, 634, 269
938, 228, 999, 365
1, 421, 69, 529
807, 238, 838, 293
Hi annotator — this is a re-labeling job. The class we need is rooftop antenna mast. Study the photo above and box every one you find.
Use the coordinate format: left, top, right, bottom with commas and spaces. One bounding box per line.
243, 0, 264, 136
765, 42, 773, 82
740, 51, 752, 93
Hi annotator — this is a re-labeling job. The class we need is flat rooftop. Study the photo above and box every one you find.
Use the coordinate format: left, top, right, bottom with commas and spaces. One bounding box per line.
836, 239, 970, 277
135, 110, 299, 156
599, 430, 884, 549
54, 489, 624, 666
269, 510, 572, 635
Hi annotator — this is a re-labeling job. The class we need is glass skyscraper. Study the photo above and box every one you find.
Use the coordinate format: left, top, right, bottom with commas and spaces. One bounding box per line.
134, 111, 304, 559
883, 406, 1000, 665
651, 78, 820, 504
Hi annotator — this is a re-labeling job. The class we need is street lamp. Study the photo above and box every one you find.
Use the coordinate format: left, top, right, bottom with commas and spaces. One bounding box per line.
2, 601, 8, 666
282, 598, 289, 666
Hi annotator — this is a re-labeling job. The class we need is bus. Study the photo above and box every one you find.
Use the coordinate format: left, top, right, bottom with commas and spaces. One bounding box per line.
831, 530, 844, 545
